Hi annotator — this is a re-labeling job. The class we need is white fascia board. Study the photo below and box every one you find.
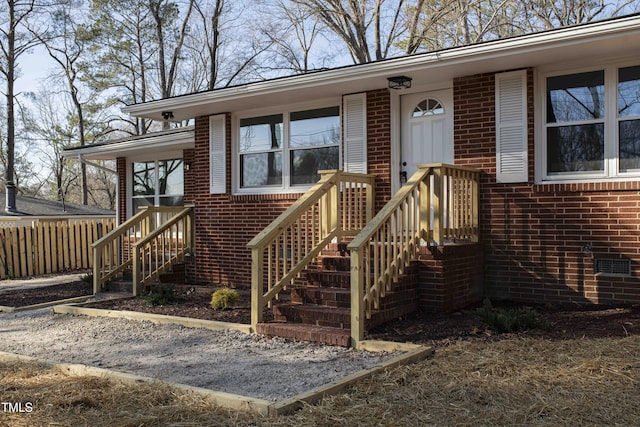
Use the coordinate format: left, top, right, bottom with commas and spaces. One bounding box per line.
63, 129, 195, 160
122, 15, 640, 121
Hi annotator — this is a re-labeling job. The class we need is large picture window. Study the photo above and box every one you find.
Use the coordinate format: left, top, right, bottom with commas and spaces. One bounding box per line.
238, 105, 340, 191
619, 65, 640, 172
132, 159, 184, 213
542, 64, 640, 180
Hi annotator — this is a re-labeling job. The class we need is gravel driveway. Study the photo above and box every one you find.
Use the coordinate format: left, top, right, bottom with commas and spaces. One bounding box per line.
0, 308, 397, 401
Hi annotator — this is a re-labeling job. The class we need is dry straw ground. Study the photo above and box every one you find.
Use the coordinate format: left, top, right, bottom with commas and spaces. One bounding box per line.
2, 334, 638, 426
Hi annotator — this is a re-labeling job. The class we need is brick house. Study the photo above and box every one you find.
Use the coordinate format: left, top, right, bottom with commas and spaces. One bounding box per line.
66, 15, 640, 345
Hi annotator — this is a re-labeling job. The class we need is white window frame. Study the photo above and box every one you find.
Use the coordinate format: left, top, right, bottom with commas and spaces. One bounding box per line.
536, 61, 640, 184
232, 97, 341, 195
126, 150, 185, 217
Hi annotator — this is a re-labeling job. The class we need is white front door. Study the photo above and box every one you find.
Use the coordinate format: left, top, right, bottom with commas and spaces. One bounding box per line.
400, 89, 453, 181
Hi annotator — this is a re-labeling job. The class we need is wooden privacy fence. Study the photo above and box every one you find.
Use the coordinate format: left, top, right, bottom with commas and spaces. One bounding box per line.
0, 218, 116, 280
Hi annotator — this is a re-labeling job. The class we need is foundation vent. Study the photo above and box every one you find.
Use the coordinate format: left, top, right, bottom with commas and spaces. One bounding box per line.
594, 258, 631, 276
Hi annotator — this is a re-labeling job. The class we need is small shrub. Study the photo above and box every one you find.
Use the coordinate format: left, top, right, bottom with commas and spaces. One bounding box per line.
210, 288, 240, 310
145, 283, 179, 306
467, 299, 552, 333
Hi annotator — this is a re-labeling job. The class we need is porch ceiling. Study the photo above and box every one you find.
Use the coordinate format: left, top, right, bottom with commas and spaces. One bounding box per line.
123, 15, 640, 123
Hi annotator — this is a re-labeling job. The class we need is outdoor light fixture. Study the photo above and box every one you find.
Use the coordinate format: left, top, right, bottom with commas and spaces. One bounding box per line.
161, 111, 174, 120
387, 76, 412, 90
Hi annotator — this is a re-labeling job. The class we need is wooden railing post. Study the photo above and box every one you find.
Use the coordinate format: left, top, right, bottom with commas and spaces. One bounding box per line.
91, 207, 192, 297
419, 173, 430, 242
132, 245, 140, 297
350, 246, 365, 345
432, 167, 443, 245
92, 245, 100, 294
331, 180, 340, 239
472, 171, 479, 242
366, 179, 375, 223
251, 247, 264, 330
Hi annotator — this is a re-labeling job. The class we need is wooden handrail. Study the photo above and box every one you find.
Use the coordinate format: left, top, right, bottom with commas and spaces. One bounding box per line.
249, 170, 375, 331
92, 206, 194, 295
132, 206, 194, 295
247, 170, 375, 250
348, 163, 480, 345
92, 207, 153, 293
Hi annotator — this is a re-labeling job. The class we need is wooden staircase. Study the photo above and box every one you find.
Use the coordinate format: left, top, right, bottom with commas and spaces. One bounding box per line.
92, 206, 194, 295
256, 243, 418, 347
249, 165, 480, 347
104, 262, 187, 293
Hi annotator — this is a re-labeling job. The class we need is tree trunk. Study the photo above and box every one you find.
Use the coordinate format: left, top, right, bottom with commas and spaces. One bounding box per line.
5, 1, 17, 213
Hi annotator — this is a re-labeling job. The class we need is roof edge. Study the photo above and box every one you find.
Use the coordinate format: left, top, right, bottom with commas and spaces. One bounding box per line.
122, 14, 640, 119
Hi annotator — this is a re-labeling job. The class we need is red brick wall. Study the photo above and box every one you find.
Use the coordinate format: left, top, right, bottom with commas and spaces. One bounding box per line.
417, 244, 483, 312
179, 90, 394, 287
183, 148, 195, 196
183, 115, 299, 287
455, 70, 640, 305
366, 89, 392, 210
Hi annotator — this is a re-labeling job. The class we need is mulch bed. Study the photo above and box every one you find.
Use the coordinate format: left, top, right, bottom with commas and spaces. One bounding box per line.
0, 281, 92, 308
366, 302, 640, 346
84, 284, 274, 324
1, 282, 639, 346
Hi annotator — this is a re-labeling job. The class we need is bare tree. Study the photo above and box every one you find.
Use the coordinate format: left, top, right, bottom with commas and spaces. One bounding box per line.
86, 162, 116, 209
0, 0, 39, 212
22, 86, 79, 203
191, 0, 224, 90
148, 0, 195, 100
291, 0, 407, 63
522, 0, 637, 29
185, 0, 273, 91
33, 0, 96, 203
260, 0, 329, 74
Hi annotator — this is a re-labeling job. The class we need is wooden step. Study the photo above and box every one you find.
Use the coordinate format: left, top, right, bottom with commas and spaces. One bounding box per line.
256, 322, 351, 347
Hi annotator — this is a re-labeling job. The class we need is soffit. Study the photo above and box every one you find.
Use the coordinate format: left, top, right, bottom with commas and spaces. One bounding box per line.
63, 128, 194, 160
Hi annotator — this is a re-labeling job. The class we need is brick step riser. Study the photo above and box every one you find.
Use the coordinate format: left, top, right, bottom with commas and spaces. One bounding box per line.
320, 257, 351, 272
291, 287, 351, 308
158, 271, 185, 284
291, 284, 416, 307
305, 273, 418, 291
256, 323, 351, 347
274, 305, 351, 329
272, 315, 348, 330
104, 280, 133, 293
306, 272, 351, 289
